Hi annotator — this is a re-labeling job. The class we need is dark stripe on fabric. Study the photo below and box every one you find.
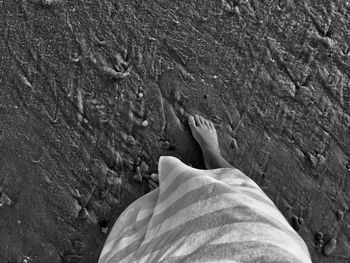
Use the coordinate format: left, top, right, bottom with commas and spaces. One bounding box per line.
117, 213, 152, 240
158, 169, 201, 202
158, 167, 253, 204
102, 238, 141, 263
134, 205, 300, 261
149, 182, 276, 229
109, 193, 157, 240
237, 181, 260, 188
161, 241, 304, 263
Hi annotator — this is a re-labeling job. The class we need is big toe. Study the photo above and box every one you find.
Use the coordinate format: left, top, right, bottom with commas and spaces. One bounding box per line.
151, 173, 159, 182
188, 115, 196, 127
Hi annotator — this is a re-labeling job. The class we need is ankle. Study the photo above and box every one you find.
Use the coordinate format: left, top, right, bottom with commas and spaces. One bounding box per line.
201, 146, 221, 158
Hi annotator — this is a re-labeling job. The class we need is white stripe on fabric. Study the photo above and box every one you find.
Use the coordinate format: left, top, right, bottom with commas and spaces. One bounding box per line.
220, 177, 257, 187
98, 240, 114, 263
155, 175, 263, 218
154, 175, 218, 216
146, 192, 287, 241
118, 251, 136, 263
211, 223, 311, 263
234, 186, 274, 205
136, 207, 154, 222
140, 222, 309, 263
159, 164, 188, 195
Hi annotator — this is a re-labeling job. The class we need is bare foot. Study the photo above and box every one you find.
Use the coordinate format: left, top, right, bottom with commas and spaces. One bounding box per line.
148, 114, 233, 190
188, 115, 220, 155
188, 115, 233, 169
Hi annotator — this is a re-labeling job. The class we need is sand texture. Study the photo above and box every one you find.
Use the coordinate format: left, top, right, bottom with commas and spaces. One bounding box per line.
1, 0, 350, 262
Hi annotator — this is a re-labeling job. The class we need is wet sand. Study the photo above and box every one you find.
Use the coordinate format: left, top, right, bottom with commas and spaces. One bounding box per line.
1, 0, 350, 262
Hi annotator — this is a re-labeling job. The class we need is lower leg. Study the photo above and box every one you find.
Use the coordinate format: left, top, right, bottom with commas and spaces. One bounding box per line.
201, 147, 233, 169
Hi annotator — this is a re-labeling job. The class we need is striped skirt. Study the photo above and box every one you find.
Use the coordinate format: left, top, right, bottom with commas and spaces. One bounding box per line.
99, 156, 311, 263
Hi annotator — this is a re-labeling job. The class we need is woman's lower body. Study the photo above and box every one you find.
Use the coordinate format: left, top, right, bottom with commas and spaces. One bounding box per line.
99, 116, 312, 263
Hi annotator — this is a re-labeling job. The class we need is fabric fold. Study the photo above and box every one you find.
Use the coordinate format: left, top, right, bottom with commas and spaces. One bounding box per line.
99, 156, 311, 263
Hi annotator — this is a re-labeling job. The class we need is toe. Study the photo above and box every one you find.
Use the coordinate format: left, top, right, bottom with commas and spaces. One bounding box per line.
151, 173, 159, 182
209, 121, 215, 129
149, 179, 158, 190
202, 117, 210, 127
195, 115, 201, 126
188, 116, 196, 127
199, 116, 206, 125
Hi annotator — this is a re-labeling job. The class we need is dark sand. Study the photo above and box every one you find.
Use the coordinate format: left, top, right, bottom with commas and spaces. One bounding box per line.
1, 0, 349, 262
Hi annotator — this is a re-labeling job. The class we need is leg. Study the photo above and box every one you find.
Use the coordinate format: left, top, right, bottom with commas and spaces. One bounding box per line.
188, 115, 233, 169
149, 114, 234, 190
